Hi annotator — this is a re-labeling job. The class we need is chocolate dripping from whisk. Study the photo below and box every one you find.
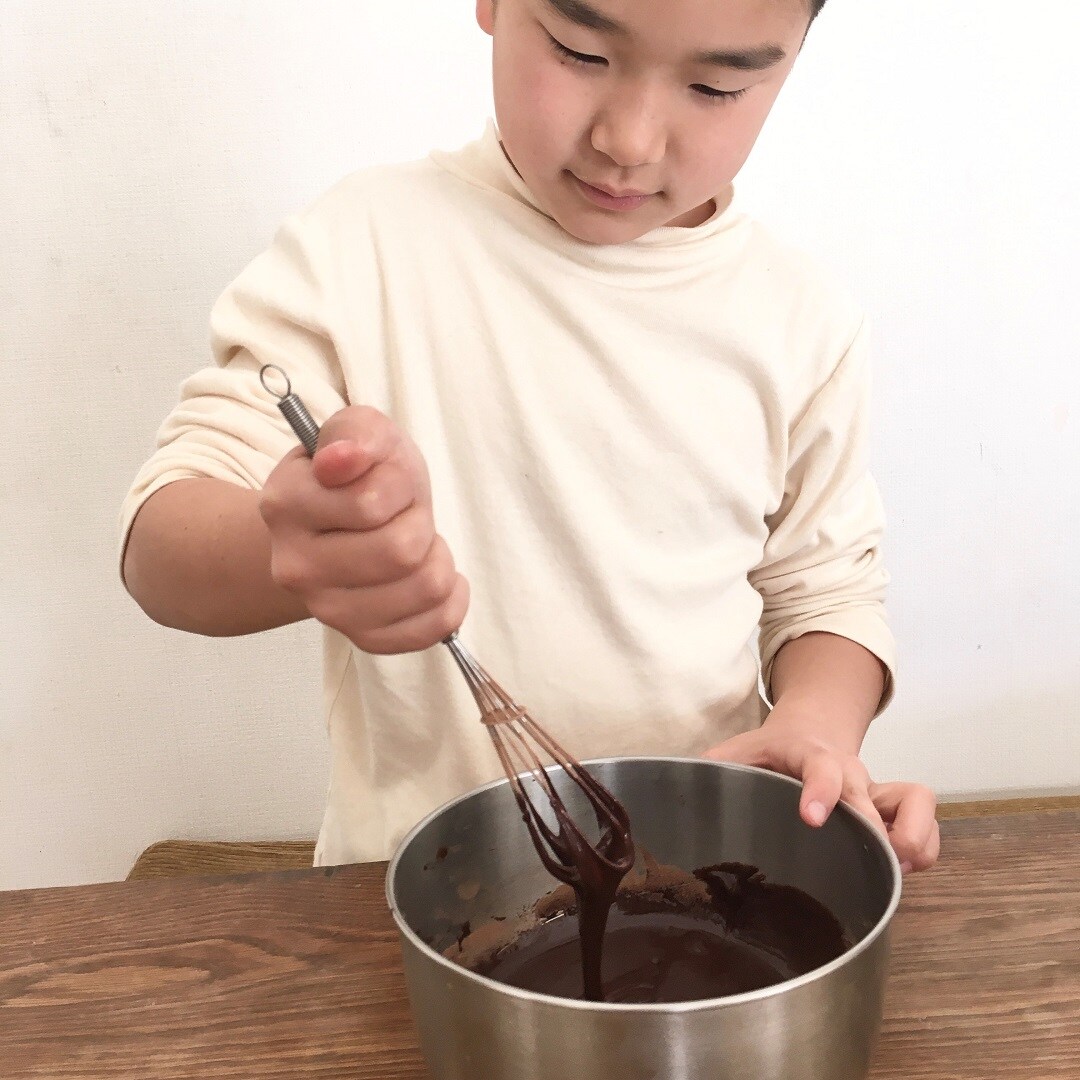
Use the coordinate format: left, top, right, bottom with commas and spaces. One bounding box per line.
480, 697, 634, 1001
441, 630, 635, 998
260, 364, 635, 1001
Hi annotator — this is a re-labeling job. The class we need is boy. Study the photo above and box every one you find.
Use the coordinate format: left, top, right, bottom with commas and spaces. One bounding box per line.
121, 0, 940, 873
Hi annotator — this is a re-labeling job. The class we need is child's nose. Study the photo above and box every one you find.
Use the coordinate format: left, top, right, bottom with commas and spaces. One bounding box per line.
590, 89, 666, 169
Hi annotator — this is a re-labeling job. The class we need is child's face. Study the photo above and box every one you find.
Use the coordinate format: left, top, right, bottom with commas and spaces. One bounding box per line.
477, 0, 812, 244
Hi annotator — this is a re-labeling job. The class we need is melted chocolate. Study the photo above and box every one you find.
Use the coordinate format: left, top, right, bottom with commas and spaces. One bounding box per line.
496, 760, 633, 1001
456, 860, 849, 1004
533, 789, 632, 1000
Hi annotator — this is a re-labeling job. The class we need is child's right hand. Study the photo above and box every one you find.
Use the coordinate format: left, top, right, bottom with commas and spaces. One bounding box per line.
258, 405, 469, 654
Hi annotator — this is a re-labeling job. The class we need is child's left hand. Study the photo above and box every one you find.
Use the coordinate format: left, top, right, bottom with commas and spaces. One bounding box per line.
703, 708, 940, 874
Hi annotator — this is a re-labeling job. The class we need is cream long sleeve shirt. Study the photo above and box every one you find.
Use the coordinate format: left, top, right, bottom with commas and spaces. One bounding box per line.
121, 124, 896, 866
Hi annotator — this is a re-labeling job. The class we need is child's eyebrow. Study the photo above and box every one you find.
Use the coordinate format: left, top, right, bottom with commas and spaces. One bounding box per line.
541, 0, 788, 71
543, 0, 623, 34
696, 44, 788, 71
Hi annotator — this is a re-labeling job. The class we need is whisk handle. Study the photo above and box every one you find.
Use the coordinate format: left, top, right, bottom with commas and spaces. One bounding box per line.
259, 364, 321, 456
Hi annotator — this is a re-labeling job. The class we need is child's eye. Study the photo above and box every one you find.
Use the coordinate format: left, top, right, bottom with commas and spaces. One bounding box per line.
692, 85, 750, 104
548, 34, 607, 67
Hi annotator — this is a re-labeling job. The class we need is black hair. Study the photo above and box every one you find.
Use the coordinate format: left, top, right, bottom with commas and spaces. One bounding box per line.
810, 0, 828, 20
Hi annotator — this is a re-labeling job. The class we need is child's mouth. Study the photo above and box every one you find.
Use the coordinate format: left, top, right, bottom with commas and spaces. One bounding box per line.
572, 174, 655, 212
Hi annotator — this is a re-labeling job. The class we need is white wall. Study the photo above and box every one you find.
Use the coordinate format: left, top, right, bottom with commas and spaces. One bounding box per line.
3, 0, 1077, 890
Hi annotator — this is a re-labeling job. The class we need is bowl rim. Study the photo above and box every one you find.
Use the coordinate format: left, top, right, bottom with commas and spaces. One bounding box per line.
385, 755, 902, 1013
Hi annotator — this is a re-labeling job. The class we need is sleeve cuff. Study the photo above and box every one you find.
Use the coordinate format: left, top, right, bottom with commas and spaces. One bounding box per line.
117, 465, 259, 587
759, 611, 897, 718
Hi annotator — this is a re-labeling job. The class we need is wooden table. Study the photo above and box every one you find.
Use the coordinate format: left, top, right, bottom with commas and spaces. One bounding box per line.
2, 811, 1077, 1079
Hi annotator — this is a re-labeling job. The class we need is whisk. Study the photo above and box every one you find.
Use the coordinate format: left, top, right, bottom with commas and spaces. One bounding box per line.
440, 631, 633, 888
259, 364, 635, 891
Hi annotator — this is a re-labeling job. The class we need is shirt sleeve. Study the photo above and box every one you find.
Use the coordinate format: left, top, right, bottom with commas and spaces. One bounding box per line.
118, 211, 349, 572
749, 318, 897, 715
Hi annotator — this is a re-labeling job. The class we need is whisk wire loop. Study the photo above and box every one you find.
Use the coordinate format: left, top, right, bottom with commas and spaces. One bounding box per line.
443, 632, 634, 882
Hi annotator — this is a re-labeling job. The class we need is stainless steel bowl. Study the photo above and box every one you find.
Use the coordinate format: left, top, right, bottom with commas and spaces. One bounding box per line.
386, 757, 900, 1080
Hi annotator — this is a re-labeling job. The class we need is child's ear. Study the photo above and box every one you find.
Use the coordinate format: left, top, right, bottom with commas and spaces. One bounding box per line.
476, 0, 495, 36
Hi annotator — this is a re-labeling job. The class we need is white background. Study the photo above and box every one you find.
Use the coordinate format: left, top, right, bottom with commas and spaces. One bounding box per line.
2, 1, 1077, 890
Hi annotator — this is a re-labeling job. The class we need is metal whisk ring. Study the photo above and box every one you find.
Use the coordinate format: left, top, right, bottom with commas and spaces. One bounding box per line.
480, 705, 528, 727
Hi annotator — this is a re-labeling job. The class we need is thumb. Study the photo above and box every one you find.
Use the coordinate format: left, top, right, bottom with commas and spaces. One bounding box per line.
311, 438, 376, 489
311, 407, 399, 489
797, 751, 844, 828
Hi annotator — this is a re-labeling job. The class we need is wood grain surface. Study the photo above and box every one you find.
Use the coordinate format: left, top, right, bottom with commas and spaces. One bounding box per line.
126, 839, 317, 880
2, 811, 1077, 1079
121, 797, 1080, 882
873, 810, 1079, 1079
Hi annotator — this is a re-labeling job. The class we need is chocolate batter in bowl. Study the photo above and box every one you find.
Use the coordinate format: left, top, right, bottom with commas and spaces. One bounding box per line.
452, 856, 851, 1004
387, 758, 901, 1080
